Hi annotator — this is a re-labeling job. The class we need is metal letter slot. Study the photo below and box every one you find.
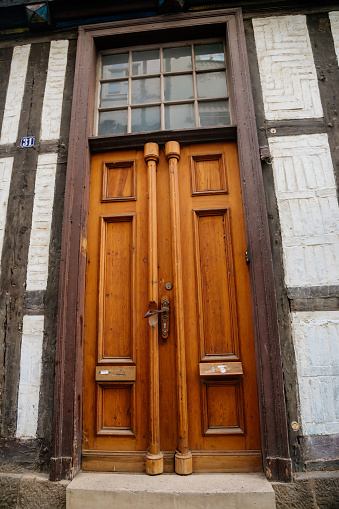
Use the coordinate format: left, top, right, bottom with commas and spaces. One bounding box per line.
95, 366, 136, 381
199, 362, 243, 378
144, 298, 170, 340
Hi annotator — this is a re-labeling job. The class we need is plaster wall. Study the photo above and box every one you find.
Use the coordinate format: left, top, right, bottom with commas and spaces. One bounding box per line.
291, 311, 339, 436
254, 13, 339, 444
329, 11, 339, 63
268, 134, 339, 288
15, 42, 68, 439
0, 34, 76, 465
252, 15, 323, 120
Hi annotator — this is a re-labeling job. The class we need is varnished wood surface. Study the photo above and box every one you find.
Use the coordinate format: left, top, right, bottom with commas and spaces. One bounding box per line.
199, 362, 243, 377
95, 366, 136, 381
144, 143, 163, 475
83, 141, 261, 473
165, 142, 192, 475
54, 10, 291, 482
178, 143, 261, 455
82, 450, 262, 473
83, 148, 149, 455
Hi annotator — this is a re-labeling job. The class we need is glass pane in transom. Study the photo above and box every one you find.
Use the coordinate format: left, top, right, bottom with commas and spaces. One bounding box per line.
165, 103, 195, 130
164, 75, 194, 101
98, 109, 127, 135
100, 81, 128, 108
163, 46, 192, 72
132, 50, 160, 75
132, 106, 161, 133
197, 71, 227, 99
198, 100, 230, 127
132, 77, 161, 104
194, 43, 225, 69
102, 53, 129, 79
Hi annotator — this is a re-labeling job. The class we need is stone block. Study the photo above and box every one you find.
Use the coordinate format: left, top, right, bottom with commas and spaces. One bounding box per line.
18, 473, 67, 509
273, 471, 339, 509
0, 474, 20, 509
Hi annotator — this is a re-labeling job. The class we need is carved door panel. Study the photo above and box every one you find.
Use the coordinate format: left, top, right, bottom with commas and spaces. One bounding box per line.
82, 141, 261, 473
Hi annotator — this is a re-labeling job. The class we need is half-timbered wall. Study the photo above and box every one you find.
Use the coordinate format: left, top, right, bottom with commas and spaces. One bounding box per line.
250, 11, 339, 469
0, 5, 338, 479
0, 36, 76, 468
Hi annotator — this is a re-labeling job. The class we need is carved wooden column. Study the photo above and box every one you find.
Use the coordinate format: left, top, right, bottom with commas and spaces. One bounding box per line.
165, 141, 192, 475
144, 142, 163, 475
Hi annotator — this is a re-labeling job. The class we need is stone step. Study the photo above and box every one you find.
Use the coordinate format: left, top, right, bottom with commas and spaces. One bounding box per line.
66, 472, 276, 509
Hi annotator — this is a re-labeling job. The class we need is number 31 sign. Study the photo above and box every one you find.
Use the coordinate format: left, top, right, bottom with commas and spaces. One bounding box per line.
20, 136, 35, 148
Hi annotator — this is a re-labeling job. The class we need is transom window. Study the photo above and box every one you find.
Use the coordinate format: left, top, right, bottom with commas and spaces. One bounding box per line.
96, 40, 230, 136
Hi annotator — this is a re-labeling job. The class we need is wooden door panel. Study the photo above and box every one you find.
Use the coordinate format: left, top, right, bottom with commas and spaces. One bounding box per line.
157, 147, 178, 453
83, 141, 261, 473
201, 380, 245, 435
191, 153, 227, 195
193, 208, 239, 361
102, 160, 136, 201
83, 149, 149, 459
179, 143, 261, 457
98, 215, 136, 363
96, 382, 136, 436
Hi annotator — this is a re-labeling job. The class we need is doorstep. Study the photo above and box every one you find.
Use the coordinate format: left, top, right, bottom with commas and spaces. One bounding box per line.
66, 472, 276, 509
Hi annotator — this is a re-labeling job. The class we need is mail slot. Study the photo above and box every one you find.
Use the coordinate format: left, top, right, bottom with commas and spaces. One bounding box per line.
95, 366, 136, 381
199, 362, 243, 378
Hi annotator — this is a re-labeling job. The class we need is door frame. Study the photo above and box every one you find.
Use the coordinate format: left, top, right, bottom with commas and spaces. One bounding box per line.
50, 8, 292, 482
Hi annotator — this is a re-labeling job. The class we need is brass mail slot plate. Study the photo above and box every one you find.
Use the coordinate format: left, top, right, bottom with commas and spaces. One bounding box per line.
199, 362, 243, 377
95, 366, 136, 381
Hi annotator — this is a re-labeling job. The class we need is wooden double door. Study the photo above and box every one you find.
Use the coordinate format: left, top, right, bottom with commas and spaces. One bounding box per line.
82, 141, 261, 474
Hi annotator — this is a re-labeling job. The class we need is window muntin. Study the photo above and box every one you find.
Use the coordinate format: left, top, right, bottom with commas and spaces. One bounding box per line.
97, 40, 230, 136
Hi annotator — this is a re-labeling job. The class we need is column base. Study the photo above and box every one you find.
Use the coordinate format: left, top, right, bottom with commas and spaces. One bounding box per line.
175, 451, 193, 475
146, 452, 164, 475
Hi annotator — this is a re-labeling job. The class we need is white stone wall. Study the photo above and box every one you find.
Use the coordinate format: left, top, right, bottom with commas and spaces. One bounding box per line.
253, 16, 323, 120
26, 153, 58, 291
0, 45, 31, 145
254, 15, 339, 438
268, 134, 339, 288
0, 158, 14, 272
329, 11, 339, 64
0, 46, 31, 273
291, 312, 339, 435
40, 40, 69, 141
16, 316, 44, 438
15, 42, 68, 439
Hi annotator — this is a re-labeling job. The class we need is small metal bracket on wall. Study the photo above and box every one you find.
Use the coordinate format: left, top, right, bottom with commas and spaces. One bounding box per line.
260, 145, 273, 165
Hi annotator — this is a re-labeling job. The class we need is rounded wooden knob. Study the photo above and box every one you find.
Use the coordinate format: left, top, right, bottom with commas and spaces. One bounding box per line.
144, 142, 159, 162
165, 141, 180, 160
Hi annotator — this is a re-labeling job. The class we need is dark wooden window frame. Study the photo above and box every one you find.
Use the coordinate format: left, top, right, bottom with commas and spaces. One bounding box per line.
50, 8, 292, 482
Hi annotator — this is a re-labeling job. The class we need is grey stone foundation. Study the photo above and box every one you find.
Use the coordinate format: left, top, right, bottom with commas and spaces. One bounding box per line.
0, 472, 68, 509
273, 471, 339, 509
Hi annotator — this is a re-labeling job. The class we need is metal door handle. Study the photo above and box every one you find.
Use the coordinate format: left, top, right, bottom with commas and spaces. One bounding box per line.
144, 298, 170, 340
144, 307, 169, 318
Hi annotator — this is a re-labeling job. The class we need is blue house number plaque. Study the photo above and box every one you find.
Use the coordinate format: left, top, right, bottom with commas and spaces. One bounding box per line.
20, 136, 35, 148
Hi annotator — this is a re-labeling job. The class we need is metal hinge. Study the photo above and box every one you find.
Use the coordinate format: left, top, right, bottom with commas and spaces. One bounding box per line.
260, 145, 273, 165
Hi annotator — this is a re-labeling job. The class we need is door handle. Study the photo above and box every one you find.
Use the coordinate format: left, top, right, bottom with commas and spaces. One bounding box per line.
144, 298, 170, 340
144, 306, 169, 318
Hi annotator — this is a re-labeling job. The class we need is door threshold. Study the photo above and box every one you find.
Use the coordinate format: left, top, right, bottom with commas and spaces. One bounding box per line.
66, 472, 276, 509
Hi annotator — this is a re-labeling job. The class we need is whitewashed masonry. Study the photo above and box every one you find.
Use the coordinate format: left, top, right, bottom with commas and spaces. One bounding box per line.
253, 15, 323, 120
254, 15, 339, 439
268, 134, 339, 288
0, 44, 31, 145
329, 11, 339, 64
16, 41, 68, 438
